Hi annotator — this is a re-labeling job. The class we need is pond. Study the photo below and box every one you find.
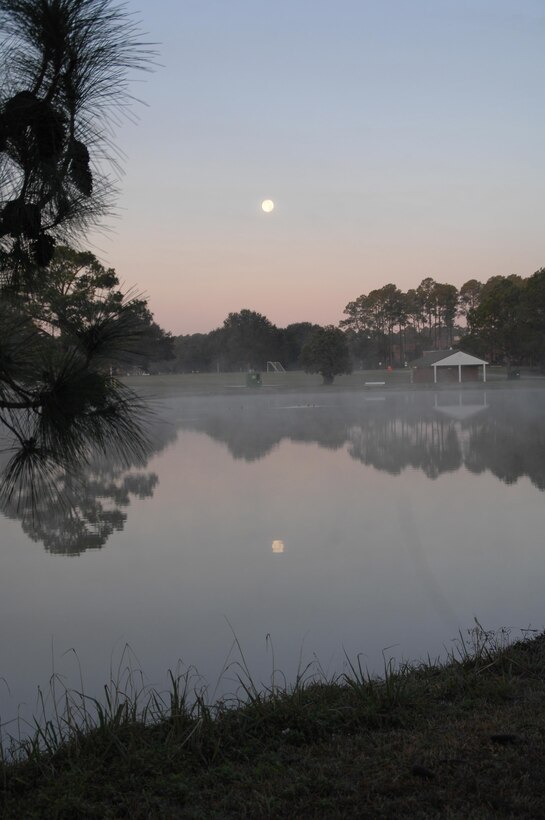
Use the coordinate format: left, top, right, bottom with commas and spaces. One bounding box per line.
1, 385, 544, 732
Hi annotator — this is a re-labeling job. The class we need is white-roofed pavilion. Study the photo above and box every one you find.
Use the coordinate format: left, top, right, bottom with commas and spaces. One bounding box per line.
410, 350, 488, 384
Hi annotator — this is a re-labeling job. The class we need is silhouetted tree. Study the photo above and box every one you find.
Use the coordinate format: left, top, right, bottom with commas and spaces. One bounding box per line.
464, 275, 525, 364
433, 282, 458, 346
279, 322, 320, 369
519, 268, 545, 366
0, 0, 154, 502
341, 284, 406, 364
220, 309, 279, 371
458, 279, 483, 319
0, 0, 152, 284
300, 325, 352, 384
416, 277, 437, 340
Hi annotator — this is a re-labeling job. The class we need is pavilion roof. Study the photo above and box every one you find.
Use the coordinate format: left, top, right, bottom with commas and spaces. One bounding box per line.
410, 350, 488, 368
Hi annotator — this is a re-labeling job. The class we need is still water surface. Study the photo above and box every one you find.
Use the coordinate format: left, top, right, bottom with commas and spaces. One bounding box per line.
1, 387, 544, 727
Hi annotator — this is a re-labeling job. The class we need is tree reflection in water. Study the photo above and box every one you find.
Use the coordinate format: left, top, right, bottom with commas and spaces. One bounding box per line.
5, 388, 545, 554
1, 464, 157, 555
0, 419, 177, 555
464, 394, 545, 490
347, 418, 462, 478
176, 389, 545, 492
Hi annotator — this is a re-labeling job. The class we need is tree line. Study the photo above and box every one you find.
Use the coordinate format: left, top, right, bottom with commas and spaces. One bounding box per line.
164, 311, 322, 374
160, 270, 545, 379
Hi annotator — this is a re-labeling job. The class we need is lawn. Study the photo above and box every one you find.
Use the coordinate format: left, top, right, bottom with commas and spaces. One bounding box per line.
123, 366, 523, 397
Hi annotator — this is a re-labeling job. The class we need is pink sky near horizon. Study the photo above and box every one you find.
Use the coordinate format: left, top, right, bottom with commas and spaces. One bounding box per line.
102, 223, 545, 335
90, 0, 545, 335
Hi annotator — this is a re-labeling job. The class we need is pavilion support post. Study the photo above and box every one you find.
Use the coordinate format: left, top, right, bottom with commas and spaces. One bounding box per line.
433, 365, 437, 384
483, 364, 487, 383
458, 364, 462, 383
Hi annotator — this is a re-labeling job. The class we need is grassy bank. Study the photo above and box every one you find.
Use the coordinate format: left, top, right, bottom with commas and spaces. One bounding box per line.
123, 367, 545, 397
2, 627, 545, 818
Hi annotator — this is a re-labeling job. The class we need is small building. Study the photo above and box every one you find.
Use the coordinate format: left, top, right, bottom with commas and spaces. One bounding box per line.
410, 350, 488, 384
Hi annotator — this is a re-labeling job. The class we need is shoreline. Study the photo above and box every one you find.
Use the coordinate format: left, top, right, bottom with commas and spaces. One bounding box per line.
2, 627, 545, 818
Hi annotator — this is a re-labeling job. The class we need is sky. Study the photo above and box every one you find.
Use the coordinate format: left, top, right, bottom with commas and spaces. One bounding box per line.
90, 0, 545, 335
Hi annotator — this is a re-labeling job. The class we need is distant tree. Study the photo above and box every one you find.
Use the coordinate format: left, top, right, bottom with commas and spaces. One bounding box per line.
398, 289, 428, 362
300, 325, 352, 385
279, 322, 321, 369
378, 283, 407, 363
221, 309, 279, 371
172, 331, 220, 373
129, 311, 174, 372
464, 275, 525, 364
341, 295, 371, 335
341, 284, 405, 364
403, 288, 426, 335
458, 279, 483, 320
408, 278, 459, 348
415, 277, 437, 339
343, 328, 376, 369
433, 282, 458, 347
518, 268, 545, 366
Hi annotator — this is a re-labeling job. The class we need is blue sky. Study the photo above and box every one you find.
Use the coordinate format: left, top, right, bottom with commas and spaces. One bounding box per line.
92, 0, 545, 333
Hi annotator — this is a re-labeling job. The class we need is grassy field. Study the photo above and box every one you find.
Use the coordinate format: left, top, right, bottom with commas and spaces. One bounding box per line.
2, 626, 545, 818
125, 369, 411, 394
123, 367, 539, 397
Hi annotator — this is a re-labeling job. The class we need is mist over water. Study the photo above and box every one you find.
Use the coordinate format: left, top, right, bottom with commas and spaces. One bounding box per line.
1, 387, 544, 729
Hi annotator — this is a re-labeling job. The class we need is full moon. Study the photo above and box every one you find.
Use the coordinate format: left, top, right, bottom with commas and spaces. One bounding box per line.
261, 199, 274, 213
